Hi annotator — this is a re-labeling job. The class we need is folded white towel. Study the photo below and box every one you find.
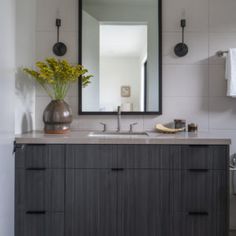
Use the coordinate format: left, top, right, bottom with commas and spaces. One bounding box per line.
225, 48, 236, 97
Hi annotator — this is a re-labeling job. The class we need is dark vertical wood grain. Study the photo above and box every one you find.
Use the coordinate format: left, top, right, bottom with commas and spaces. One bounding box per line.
171, 212, 226, 236
15, 144, 229, 236
117, 145, 181, 169
16, 145, 65, 169
117, 169, 171, 236
25, 170, 45, 211
25, 145, 47, 169
47, 145, 65, 168
22, 169, 65, 212
66, 145, 117, 168
16, 212, 64, 236
15, 145, 65, 236
65, 169, 117, 236
181, 145, 228, 170
172, 170, 227, 213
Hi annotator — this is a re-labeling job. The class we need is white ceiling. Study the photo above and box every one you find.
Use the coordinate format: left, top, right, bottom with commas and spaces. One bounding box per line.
100, 25, 147, 58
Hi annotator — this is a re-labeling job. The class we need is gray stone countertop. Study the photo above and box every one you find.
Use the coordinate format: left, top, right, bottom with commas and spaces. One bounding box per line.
15, 131, 231, 145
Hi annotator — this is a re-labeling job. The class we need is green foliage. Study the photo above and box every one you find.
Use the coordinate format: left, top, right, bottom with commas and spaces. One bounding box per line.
23, 57, 93, 100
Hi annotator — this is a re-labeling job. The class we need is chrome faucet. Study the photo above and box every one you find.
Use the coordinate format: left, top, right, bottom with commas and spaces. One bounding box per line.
117, 106, 121, 132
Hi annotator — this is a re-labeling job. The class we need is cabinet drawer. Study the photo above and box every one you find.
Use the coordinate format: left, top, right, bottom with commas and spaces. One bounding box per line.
15, 169, 65, 212
117, 145, 181, 169
172, 170, 227, 213
15, 211, 64, 236
181, 145, 228, 170
66, 145, 117, 168
172, 212, 226, 236
15, 145, 65, 169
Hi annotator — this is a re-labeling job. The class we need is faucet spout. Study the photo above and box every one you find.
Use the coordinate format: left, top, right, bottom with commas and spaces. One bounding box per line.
117, 106, 121, 132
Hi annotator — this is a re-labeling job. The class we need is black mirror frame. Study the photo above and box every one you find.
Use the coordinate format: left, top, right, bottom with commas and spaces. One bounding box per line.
78, 0, 162, 115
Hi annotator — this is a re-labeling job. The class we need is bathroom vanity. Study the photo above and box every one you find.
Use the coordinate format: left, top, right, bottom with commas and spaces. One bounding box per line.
15, 132, 231, 236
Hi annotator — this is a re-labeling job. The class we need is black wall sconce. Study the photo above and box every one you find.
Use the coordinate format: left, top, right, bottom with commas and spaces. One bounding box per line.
53, 19, 67, 56
174, 19, 188, 57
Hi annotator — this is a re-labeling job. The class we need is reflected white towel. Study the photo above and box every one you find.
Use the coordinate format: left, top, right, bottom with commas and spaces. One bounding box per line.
225, 48, 236, 97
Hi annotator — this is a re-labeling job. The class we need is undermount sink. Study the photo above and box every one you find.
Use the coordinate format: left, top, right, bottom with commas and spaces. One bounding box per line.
89, 131, 149, 137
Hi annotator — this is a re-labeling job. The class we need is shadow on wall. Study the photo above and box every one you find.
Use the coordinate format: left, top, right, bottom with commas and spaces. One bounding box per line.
15, 69, 35, 133
21, 113, 33, 133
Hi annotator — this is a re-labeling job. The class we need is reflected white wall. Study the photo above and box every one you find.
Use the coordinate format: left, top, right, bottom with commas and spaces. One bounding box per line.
82, 11, 100, 111
100, 57, 141, 111
84, 1, 159, 111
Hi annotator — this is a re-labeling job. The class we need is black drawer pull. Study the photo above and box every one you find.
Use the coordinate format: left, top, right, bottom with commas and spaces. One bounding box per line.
111, 168, 124, 171
188, 169, 209, 172
188, 145, 209, 148
26, 211, 46, 215
188, 211, 208, 216
26, 168, 46, 171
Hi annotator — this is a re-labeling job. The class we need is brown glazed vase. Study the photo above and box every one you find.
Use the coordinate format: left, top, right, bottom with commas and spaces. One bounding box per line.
43, 100, 73, 134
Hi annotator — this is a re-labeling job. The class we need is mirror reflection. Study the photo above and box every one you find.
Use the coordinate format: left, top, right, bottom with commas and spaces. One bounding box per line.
81, 0, 161, 113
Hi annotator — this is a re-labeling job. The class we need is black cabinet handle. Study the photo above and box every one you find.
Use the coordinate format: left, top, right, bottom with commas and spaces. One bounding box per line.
188, 169, 209, 172
26, 211, 46, 215
188, 211, 208, 216
26, 168, 46, 171
188, 145, 209, 148
111, 168, 124, 171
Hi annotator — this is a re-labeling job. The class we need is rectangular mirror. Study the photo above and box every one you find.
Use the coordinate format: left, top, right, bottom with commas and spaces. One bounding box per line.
79, 0, 162, 115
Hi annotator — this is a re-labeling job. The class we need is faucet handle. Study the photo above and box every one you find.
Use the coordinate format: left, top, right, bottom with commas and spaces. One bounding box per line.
129, 122, 138, 133
100, 122, 107, 132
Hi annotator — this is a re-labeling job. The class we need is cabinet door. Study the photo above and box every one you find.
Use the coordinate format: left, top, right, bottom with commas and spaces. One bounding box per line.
15, 144, 65, 169
117, 145, 181, 169
15, 169, 65, 212
66, 145, 117, 169
65, 169, 117, 236
181, 145, 228, 170
171, 212, 227, 236
187, 170, 227, 213
117, 169, 171, 236
15, 211, 64, 236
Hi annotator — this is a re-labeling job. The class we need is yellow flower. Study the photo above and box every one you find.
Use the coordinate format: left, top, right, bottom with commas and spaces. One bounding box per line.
23, 57, 93, 100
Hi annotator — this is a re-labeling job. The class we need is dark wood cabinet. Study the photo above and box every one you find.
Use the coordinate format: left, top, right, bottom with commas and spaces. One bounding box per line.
15, 144, 229, 236
65, 169, 117, 236
117, 169, 172, 236
16, 211, 64, 236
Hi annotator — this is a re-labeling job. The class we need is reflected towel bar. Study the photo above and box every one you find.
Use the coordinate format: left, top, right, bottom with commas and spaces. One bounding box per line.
216, 50, 229, 57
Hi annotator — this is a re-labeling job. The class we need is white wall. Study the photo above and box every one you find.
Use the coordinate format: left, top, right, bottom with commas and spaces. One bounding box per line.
100, 57, 141, 111
0, 0, 15, 235
0, 0, 36, 234
82, 10, 100, 111
15, 0, 36, 134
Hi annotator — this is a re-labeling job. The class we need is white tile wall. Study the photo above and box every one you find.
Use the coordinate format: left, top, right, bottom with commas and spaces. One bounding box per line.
163, 65, 209, 97
34, 0, 236, 147
209, 0, 236, 33
163, 0, 209, 32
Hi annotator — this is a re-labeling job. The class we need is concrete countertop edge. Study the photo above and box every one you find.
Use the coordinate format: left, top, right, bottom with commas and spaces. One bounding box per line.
15, 131, 232, 145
